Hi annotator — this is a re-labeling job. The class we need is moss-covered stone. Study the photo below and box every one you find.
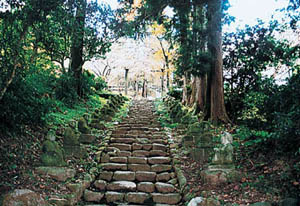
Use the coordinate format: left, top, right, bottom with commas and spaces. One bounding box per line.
250, 202, 272, 206
79, 134, 96, 144
41, 140, 66, 166
195, 132, 214, 147
63, 127, 79, 145
83, 113, 90, 121
200, 198, 221, 206
78, 117, 91, 134
174, 166, 187, 190
201, 168, 241, 186
190, 147, 213, 163
91, 121, 106, 130
35, 166, 76, 181
2, 189, 47, 206
187, 122, 203, 134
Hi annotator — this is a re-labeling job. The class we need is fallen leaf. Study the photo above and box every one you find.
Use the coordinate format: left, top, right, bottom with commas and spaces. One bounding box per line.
241, 177, 247, 183
234, 185, 239, 190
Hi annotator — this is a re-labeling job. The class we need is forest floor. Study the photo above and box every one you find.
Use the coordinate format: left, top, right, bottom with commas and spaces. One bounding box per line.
178, 137, 300, 205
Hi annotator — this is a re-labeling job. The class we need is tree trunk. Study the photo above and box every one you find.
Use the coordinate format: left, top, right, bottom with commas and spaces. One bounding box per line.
182, 72, 188, 105
161, 69, 164, 96
70, 0, 87, 97
0, 28, 28, 102
125, 68, 129, 95
195, 75, 208, 113
166, 71, 170, 91
142, 79, 147, 98
207, 0, 230, 123
189, 75, 196, 106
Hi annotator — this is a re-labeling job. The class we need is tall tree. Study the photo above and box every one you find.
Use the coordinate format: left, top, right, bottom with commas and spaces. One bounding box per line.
117, 0, 230, 122
0, 0, 63, 101
207, 0, 230, 122
70, 0, 87, 97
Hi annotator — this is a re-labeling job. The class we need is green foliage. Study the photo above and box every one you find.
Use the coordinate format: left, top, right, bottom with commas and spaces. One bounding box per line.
234, 127, 273, 148
0, 0, 115, 135
223, 20, 300, 153
223, 22, 298, 122
95, 76, 108, 91
270, 71, 300, 150
231, 71, 300, 153
167, 87, 182, 101
55, 73, 79, 106
45, 93, 105, 131
0, 66, 56, 131
154, 99, 178, 129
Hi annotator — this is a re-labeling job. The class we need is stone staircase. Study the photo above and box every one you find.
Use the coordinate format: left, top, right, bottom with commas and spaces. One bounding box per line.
84, 99, 182, 205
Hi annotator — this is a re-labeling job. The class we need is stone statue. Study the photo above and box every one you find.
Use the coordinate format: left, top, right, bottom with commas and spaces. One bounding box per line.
211, 132, 233, 165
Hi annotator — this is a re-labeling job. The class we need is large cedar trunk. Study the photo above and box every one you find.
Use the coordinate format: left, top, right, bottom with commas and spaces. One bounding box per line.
182, 72, 189, 105
195, 75, 207, 113
70, 0, 87, 97
189, 75, 196, 106
207, 0, 230, 123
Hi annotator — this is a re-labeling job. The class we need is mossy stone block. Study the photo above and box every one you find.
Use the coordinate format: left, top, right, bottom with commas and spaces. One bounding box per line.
41, 140, 66, 166
187, 122, 203, 134
78, 117, 91, 134
64, 127, 79, 146
194, 132, 214, 146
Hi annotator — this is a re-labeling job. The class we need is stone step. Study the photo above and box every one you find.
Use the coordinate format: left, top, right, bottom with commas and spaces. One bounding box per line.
128, 164, 151, 172
137, 182, 155, 193
105, 191, 124, 203
151, 164, 172, 173
128, 157, 147, 164
151, 193, 181, 205
125, 192, 151, 204
110, 157, 128, 164
106, 181, 136, 192
155, 182, 176, 193
100, 163, 127, 171
149, 150, 168, 157
113, 171, 135, 181
136, 171, 156, 182
83, 100, 181, 205
132, 150, 150, 157
148, 157, 171, 164
110, 138, 135, 144
110, 143, 132, 151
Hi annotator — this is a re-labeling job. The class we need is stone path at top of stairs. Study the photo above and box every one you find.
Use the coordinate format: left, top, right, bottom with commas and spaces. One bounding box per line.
84, 99, 182, 206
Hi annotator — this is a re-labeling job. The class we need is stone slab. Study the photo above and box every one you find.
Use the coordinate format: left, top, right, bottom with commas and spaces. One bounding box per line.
113, 171, 135, 181
128, 157, 148, 164
151, 193, 181, 205
101, 163, 127, 171
107, 181, 136, 192
125, 192, 151, 204
128, 164, 151, 172
136, 171, 156, 182
151, 164, 172, 173
137, 182, 155, 193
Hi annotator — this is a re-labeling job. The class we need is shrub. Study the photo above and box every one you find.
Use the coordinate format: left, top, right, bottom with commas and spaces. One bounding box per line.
167, 87, 182, 101
94, 76, 107, 91
0, 67, 56, 131
54, 73, 78, 106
